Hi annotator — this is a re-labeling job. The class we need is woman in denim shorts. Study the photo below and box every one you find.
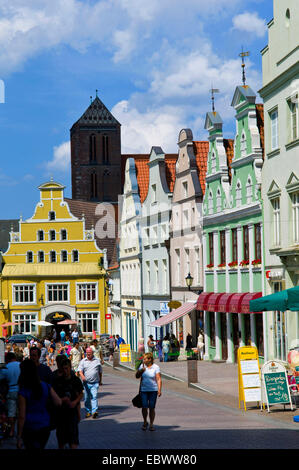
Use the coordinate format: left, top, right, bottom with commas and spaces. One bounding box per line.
135, 353, 162, 431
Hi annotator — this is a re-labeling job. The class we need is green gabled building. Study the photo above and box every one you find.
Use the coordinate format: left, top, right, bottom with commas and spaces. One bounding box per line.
199, 84, 265, 363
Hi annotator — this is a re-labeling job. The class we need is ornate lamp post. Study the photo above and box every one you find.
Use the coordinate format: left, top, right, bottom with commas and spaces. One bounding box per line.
185, 273, 194, 291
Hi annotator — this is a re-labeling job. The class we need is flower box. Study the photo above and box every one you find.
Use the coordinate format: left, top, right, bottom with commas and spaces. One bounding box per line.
218, 263, 226, 268
251, 259, 261, 266
228, 261, 238, 268
239, 259, 249, 267
206, 263, 214, 269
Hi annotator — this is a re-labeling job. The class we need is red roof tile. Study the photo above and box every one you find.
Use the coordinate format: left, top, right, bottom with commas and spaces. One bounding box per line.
193, 141, 209, 195
255, 104, 264, 159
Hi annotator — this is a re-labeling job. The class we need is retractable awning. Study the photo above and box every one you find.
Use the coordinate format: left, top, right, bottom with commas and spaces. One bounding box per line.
241, 292, 262, 313
197, 292, 214, 310
228, 293, 247, 313
206, 293, 225, 312
218, 293, 234, 312
149, 302, 196, 327
250, 286, 299, 312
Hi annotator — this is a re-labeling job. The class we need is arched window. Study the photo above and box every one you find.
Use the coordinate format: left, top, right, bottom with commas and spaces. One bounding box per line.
72, 250, 79, 263
246, 176, 253, 204
26, 251, 33, 263
102, 135, 109, 164
49, 211, 55, 221
37, 230, 44, 241
38, 251, 44, 263
208, 190, 213, 215
90, 173, 97, 199
60, 229, 67, 241
240, 131, 247, 158
211, 151, 216, 173
89, 134, 96, 161
236, 181, 242, 207
61, 250, 68, 263
216, 188, 221, 213
49, 230, 56, 241
49, 251, 56, 263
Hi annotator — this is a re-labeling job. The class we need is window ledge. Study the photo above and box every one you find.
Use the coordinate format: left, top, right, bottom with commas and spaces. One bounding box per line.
267, 148, 280, 159
286, 138, 299, 151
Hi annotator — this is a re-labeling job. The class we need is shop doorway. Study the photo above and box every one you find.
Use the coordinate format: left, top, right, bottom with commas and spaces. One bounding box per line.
45, 312, 72, 340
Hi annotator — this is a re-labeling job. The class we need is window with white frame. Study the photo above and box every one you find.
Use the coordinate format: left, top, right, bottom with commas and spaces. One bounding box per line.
291, 192, 299, 243
246, 176, 253, 204
236, 181, 242, 207
154, 260, 159, 292
13, 284, 35, 304
288, 96, 298, 142
77, 283, 97, 303
49, 211, 56, 221
37, 230, 44, 241
47, 284, 69, 303
208, 190, 213, 215
240, 130, 247, 158
270, 108, 279, 150
162, 259, 167, 293
38, 251, 45, 263
185, 248, 190, 276
60, 229, 67, 240
78, 312, 99, 334
13, 313, 37, 334
195, 247, 200, 285
182, 181, 188, 198
61, 250, 68, 263
72, 250, 79, 262
272, 198, 281, 246
152, 184, 157, 202
211, 151, 216, 173
146, 261, 150, 291
175, 248, 180, 285
26, 251, 33, 263
216, 188, 221, 213
49, 250, 56, 263
49, 230, 56, 241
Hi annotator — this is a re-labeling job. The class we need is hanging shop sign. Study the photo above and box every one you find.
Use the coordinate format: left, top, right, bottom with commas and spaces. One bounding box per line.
238, 346, 262, 411
119, 344, 131, 363
168, 300, 182, 309
261, 360, 293, 413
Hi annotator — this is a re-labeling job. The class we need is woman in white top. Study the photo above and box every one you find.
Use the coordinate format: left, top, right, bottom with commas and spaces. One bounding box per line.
136, 353, 162, 431
197, 330, 204, 360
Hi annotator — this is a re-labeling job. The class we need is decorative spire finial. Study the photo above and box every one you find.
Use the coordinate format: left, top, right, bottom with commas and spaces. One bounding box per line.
90, 96, 93, 104
239, 47, 250, 86
95, 89, 98, 97
209, 86, 220, 112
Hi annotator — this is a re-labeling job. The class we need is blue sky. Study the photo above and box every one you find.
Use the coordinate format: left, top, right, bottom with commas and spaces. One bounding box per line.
0, 0, 272, 218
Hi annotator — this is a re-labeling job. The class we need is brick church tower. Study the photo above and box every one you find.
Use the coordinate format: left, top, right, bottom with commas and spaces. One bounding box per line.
71, 95, 122, 203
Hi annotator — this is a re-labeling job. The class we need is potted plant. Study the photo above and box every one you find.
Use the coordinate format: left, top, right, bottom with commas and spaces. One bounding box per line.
239, 259, 249, 267
252, 258, 261, 266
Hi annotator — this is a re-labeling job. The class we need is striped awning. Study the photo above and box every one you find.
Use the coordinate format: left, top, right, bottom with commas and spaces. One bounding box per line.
197, 292, 214, 311
240, 292, 262, 313
227, 293, 247, 313
206, 293, 225, 312
149, 302, 196, 327
218, 293, 235, 313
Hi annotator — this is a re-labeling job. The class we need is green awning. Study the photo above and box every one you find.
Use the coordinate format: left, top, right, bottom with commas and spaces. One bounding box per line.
250, 286, 299, 312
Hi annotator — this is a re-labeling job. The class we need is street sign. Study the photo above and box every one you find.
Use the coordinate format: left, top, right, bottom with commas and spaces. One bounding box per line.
238, 346, 262, 411
168, 300, 182, 309
119, 344, 131, 362
261, 360, 293, 412
160, 302, 170, 316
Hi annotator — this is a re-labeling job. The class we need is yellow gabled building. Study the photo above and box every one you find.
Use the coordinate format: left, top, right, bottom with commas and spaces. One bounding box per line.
0, 180, 108, 338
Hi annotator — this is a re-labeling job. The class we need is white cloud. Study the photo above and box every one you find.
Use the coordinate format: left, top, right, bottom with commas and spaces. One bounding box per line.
46, 141, 70, 173
232, 11, 267, 38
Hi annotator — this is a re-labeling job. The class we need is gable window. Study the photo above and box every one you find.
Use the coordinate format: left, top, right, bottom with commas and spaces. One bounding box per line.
49, 230, 56, 241
49, 211, 55, 221
182, 181, 188, 198
209, 232, 214, 266
270, 109, 279, 150
60, 229, 67, 241
246, 176, 253, 204
216, 188, 221, 213
152, 184, 157, 203
240, 130, 247, 158
211, 151, 216, 173
47, 284, 68, 302
61, 250, 68, 263
26, 251, 33, 263
291, 192, 299, 243
208, 190, 213, 215
49, 251, 56, 263
37, 230, 44, 241
38, 251, 45, 263
243, 226, 249, 261
236, 181, 242, 207
272, 198, 281, 246
72, 250, 79, 262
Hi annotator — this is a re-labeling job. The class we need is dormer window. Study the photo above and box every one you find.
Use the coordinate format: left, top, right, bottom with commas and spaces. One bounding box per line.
26, 251, 33, 263
49, 211, 55, 221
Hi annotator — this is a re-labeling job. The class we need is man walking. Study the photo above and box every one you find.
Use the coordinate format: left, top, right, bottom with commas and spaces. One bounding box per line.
78, 348, 102, 419
60, 329, 66, 346
116, 334, 125, 349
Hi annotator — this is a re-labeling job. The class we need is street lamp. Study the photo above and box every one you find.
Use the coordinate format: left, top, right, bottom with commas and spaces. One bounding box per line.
185, 273, 193, 291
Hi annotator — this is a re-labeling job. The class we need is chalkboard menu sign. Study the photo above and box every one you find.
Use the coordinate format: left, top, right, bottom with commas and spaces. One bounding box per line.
261, 361, 293, 412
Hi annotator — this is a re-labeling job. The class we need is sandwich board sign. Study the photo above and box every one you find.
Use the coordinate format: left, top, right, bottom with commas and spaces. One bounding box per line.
119, 344, 131, 363
261, 360, 293, 412
238, 346, 262, 411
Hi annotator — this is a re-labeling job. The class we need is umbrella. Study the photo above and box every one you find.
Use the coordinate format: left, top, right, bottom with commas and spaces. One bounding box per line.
32, 320, 53, 326
1, 322, 18, 327
250, 285, 299, 312
57, 319, 77, 325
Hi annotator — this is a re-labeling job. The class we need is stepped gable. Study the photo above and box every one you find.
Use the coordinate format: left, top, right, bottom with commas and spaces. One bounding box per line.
255, 104, 265, 159
193, 141, 209, 195
72, 96, 120, 128
122, 153, 177, 203
65, 198, 118, 268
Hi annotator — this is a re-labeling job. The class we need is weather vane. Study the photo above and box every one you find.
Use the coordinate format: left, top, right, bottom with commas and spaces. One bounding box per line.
239, 48, 250, 86
95, 89, 98, 97
210, 86, 220, 112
